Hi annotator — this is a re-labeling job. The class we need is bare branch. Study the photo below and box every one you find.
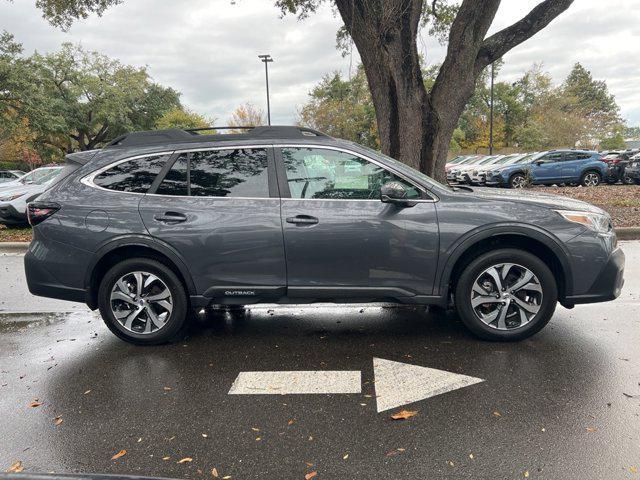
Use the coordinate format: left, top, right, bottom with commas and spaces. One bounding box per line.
476, 0, 574, 72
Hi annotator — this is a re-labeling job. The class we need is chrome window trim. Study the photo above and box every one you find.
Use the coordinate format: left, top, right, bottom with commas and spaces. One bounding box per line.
82, 143, 439, 203
81, 151, 175, 196
274, 144, 439, 203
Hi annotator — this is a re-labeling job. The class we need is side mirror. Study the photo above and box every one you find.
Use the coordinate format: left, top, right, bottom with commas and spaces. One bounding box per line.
381, 181, 414, 207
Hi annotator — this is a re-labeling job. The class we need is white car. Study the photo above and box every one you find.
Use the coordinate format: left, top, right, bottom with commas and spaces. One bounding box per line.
0, 170, 26, 184
0, 166, 63, 225
0, 166, 62, 192
446, 155, 485, 182
469, 154, 526, 185
455, 155, 505, 184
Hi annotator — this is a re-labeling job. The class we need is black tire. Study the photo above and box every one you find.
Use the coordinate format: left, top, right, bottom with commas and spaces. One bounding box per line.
98, 258, 188, 345
623, 174, 635, 185
509, 173, 527, 189
580, 170, 601, 187
454, 249, 558, 341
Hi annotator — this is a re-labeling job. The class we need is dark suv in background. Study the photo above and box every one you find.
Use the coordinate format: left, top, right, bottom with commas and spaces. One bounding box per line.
24, 127, 624, 344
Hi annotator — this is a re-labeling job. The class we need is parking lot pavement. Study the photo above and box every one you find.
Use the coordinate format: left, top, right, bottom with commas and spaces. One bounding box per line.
1, 244, 639, 480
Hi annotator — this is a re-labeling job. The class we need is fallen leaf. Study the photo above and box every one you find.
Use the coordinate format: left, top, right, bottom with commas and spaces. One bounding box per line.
251, 427, 260, 432
343, 454, 349, 460
447, 460, 455, 467
222, 476, 232, 480
586, 427, 597, 433
492, 411, 502, 417
629, 466, 637, 474
111, 450, 126, 460
28, 401, 43, 408
83, 390, 91, 395
197, 469, 203, 475
287, 419, 296, 426
305, 462, 314, 467
178, 457, 193, 464
469, 453, 475, 459
211, 468, 219, 478
137, 438, 142, 443
523, 471, 529, 478
162, 457, 170, 461
202, 433, 208, 438
53, 416, 63, 426
397, 448, 405, 452
391, 409, 418, 420
163, 386, 172, 391
255, 437, 261, 441
6, 461, 23, 473
305, 472, 317, 480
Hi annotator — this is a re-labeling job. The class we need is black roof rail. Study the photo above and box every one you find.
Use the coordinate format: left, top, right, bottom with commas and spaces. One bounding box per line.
104, 126, 331, 149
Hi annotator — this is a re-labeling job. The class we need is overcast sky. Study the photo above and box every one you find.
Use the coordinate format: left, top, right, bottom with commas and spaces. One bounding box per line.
1, 0, 639, 127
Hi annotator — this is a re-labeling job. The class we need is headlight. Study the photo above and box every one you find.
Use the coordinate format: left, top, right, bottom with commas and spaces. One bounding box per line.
555, 210, 612, 233
0, 193, 25, 202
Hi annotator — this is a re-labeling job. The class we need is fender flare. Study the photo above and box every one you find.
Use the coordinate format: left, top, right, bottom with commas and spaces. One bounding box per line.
84, 234, 197, 295
435, 223, 574, 298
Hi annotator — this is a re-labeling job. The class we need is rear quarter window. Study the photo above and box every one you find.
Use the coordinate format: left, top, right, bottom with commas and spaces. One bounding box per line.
93, 155, 169, 193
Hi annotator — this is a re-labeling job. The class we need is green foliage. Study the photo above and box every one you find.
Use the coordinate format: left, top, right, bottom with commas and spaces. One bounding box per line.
155, 107, 210, 130
599, 131, 626, 150
1, 33, 185, 162
298, 66, 378, 148
34, 0, 123, 30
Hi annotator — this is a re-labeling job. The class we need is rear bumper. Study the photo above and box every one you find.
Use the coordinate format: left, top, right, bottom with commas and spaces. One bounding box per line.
24, 249, 88, 303
563, 247, 625, 306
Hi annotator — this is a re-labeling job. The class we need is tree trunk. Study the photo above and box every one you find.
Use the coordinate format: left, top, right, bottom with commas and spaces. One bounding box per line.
334, 0, 574, 183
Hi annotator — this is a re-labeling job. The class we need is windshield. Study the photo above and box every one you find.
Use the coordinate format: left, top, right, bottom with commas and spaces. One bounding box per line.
20, 167, 63, 185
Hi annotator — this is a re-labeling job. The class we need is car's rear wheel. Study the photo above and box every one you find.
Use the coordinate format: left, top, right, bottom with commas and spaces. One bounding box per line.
509, 173, 527, 189
98, 258, 188, 345
454, 249, 557, 341
580, 170, 601, 187
623, 174, 635, 185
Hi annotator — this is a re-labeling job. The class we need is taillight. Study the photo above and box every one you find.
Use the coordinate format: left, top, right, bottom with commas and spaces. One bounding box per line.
27, 202, 60, 226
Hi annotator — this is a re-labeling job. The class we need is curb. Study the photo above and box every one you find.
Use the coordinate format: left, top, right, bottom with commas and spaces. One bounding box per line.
616, 227, 640, 241
0, 242, 30, 254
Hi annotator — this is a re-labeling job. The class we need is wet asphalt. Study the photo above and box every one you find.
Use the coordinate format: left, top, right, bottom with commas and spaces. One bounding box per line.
1, 243, 639, 480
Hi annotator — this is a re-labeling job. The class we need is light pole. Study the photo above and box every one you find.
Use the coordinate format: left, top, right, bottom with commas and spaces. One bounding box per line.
258, 54, 273, 126
489, 62, 495, 155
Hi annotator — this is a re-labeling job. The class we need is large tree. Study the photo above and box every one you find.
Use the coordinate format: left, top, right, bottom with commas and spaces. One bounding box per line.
27, 0, 573, 180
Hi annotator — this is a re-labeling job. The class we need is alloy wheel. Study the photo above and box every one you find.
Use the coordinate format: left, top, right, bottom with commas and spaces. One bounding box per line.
470, 263, 543, 331
110, 271, 173, 334
583, 172, 600, 187
511, 175, 526, 189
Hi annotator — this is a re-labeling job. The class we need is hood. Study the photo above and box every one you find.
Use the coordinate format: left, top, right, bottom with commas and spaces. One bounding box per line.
0, 183, 44, 201
463, 187, 606, 214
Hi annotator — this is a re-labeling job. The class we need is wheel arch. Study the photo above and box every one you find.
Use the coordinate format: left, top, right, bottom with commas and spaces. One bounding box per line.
85, 235, 196, 309
438, 225, 573, 304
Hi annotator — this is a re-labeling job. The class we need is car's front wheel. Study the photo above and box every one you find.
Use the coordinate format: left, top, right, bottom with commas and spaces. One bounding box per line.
509, 173, 527, 189
98, 258, 188, 345
454, 249, 558, 341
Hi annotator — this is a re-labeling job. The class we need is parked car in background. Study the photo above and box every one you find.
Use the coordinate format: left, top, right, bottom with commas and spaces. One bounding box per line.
0, 170, 25, 184
456, 155, 506, 184
601, 150, 639, 185
0, 166, 62, 192
445, 155, 483, 179
0, 166, 64, 225
470, 154, 524, 185
485, 150, 604, 188
625, 153, 640, 185
23, 126, 624, 345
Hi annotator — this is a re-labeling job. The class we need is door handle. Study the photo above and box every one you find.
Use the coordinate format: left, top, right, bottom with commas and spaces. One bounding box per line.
154, 212, 187, 224
286, 215, 319, 225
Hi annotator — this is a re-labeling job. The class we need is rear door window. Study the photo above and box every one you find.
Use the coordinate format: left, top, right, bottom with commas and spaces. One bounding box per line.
94, 155, 169, 193
190, 148, 269, 198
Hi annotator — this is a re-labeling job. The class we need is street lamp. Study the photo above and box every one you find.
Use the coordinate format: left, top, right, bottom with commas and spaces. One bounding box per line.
258, 54, 273, 126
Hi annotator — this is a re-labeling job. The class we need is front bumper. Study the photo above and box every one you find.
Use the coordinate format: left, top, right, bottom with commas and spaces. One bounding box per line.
0, 203, 27, 225
484, 174, 505, 186
625, 166, 640, 179
563, 247, 625, 306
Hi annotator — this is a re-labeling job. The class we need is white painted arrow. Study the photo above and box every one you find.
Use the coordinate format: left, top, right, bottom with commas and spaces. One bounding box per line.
373, 357, 484, 412
227, 358, 484, 413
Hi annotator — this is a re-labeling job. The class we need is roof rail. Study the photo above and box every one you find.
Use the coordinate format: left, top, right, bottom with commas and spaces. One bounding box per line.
104, 126, 331, 149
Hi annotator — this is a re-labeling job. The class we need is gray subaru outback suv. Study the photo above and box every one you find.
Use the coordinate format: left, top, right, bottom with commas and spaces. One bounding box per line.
24, 126, 624, 345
